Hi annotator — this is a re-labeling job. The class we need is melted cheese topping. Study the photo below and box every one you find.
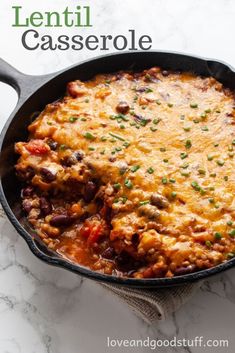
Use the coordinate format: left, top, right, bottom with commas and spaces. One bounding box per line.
15, 67, 235, 278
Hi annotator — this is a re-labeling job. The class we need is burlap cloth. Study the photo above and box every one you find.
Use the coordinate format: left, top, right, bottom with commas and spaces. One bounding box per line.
102, 281, 202, 324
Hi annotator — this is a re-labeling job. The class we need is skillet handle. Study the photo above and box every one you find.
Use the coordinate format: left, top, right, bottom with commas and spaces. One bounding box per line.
0, 57, 55, 103
0, 58, 24, 94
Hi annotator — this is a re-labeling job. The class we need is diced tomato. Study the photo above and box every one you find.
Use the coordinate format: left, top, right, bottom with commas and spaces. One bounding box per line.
26, 140, 50, 155
80, 221, 103, 245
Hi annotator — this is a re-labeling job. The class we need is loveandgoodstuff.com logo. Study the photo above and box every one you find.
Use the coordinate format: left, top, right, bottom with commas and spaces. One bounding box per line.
106, 336, 229, 350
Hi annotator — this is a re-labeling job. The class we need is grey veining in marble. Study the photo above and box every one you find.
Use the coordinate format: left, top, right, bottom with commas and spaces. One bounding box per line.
0, 0, 235, 352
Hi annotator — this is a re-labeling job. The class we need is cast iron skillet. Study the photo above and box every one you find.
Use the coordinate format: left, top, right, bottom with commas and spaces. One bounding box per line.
1, 51, 235, 288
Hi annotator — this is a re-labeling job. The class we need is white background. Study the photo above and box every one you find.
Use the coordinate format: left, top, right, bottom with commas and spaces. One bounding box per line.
0, 1, 235, 352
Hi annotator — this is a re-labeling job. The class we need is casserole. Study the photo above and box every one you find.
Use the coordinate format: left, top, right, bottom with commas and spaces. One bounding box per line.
1, 51, 235, 287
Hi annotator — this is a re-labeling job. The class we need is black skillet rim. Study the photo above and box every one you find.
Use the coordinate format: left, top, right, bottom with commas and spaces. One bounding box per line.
1, 50, 235, 288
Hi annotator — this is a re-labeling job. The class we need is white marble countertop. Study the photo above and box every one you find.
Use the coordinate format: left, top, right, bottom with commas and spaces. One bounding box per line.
0, 1, 235, 352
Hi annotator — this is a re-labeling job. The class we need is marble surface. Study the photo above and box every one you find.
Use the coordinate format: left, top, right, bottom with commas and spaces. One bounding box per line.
0, 0, 235, 352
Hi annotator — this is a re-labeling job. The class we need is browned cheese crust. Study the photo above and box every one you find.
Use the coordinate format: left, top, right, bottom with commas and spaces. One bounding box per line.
15, 67, 235, 278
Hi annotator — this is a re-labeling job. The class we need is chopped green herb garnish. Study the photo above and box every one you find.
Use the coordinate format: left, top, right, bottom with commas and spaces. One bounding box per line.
183, 126, 191, 132
214, 142, 219, 147
169, 178, 176, 183
101, 136, 107, 141
205, 240, 212, 247
205, 108, 211, 113
224, 176, 229, 181
113, 183, 121, 190
198, 169, 206, 175
229, 229, 235, 237
59, 144, 67, 150
200, 112, 207, 119
227, 221, 233, 226
124, 179, 133, 189
115, 114, 129, 122
120, 124, 125, 129
84, 132, 95, 140
130, 165, 140, 173
210, 172, 216, 177
201, 126, 209, 131
191, 181, 201, 191
88, 147, 95, 151
160, 147, 166, 152
214, 232, 222, 239
207, 154, 214, 161
140, 119, 149, 127
115, 147, 122, 152
47, 121, 52, 125
180, 152, 188, 159
146, 88, 153, 93
162, 177, 168, 184
153, 118, 161, 125
69, 116, 77, 123
185, 140, 192, 149
163, 159, 169, 163
156, 100, 161, 105
109, 133, 125, 141
167, 103, 173, 108
190, 103, 198, 108
193, 119, 200, 124
150, 126, 158, 132
139, 200, 150, 206
232, 139, 235, 145
227, 253, 235, 259
123, 141, 130, 148
147, 167, 154, 174
171, 191, 177, 198
180, 163, 189, 169
216, 160, 225, 167
181, 171, 190, 177
84, 99, 89, 103
80, 118, 87, 122
208, 198, 215, 204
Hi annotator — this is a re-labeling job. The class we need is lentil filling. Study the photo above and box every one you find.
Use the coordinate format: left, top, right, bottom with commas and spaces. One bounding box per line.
15, 67, 235, 278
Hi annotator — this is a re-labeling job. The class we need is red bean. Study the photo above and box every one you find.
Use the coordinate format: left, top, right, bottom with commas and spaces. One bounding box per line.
47, 139, 58, 150
40, 168, 56, 183
151, 193, 169, 209
21, 186, 34, 198
17, 166, 35, 181
162, 70, 169, 77
102, 247, 115, 259
50, 214, 74, 227
22, 200, 32, 213
116, 101, 130, 114
61, 151, 83, 167
174, 264, 196, 276
61, 155, 78, 167
40, 197, 52, 216
84, 181, 97, 202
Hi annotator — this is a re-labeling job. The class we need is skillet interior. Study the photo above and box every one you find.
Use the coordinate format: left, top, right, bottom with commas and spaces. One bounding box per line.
1, 51, 235, 288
